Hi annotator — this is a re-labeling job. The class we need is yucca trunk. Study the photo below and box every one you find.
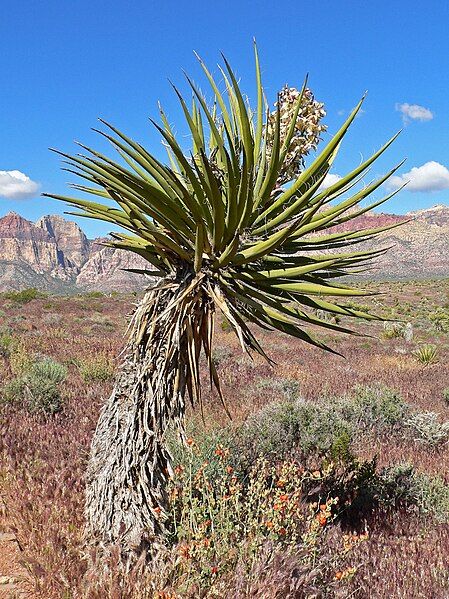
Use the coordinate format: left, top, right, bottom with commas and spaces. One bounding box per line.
85, 274, 207, 558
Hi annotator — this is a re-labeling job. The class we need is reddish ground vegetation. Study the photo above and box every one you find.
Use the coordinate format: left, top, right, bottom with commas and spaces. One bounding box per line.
0, 279, 448, 597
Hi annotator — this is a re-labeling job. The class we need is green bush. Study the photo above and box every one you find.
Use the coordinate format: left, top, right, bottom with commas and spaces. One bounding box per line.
405, 412, 449, 447
229, 398, 353, 475
414, 473, 449, 523
22, 358, 67, 414
377, 463, 419, 508
1, 356, 67, 415
333, 385, 410, 432
428, 308, 449, 333
2, 288, 46, 305
443, 388, 449, 406
77, 354, 115, 383
82, 290, 105, 298
211, 346, 233, 367
2, 378, 26, 404
382, 321, 413, 341
412, 344, 439, 366
0, 329, 15, 358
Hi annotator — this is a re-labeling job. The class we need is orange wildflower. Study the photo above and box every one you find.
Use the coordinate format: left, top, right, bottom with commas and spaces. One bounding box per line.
178, 543, 190, 559
335, 571, 343, 581
279, 494, 289, 502
317, 513, 327, 526
186, 437, 195, 446
265, 521, 274, 529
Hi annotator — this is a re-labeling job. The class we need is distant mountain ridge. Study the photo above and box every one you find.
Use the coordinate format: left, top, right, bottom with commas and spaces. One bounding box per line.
0, 212, 149, 292
0, 205, 447, 291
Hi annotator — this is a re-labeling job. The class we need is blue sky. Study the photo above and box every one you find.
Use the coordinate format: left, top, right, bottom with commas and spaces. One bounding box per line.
1, 0, 449, 238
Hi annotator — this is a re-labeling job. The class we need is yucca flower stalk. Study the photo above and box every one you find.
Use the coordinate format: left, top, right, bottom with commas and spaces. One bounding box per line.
45, 43, 404, 560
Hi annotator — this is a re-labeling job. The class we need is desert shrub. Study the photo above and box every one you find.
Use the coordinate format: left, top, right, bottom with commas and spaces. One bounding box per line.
211, 345, 233, 367
405, 412, 449, 447
315, 309, 340, 324
2, 288, 46, 304
42, 312, 63, 326
1, 356, 67, 415
220, 318, 232, 333
382, 321, 413, 341
428, 308, 449, 333
164, 449, 367, 597
1, 378, 26, 404
334, 385, 410, 432
9, 341, 33, 375
254, 377, 301, 401
237, 398, 352, 467
377, 463, 419, 508
0, 329, 15, 358
443, 388, 449, 406
77, 354, 115, 383
22, 357, 67, 414
414, 473, 449, 523
83, 291, 105, 298
378, 464, 449, 523
412, 344, 439, 365
87, 314, 114, 328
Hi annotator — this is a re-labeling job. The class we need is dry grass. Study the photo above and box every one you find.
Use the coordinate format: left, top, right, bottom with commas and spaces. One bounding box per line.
0, 280, 448, 597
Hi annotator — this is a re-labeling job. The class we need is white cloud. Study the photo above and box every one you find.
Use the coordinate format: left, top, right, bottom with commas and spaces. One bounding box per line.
0, 170, 40, 200
396, 103, 433, 123
387, 161, 449, 193
319, 173, 342, 190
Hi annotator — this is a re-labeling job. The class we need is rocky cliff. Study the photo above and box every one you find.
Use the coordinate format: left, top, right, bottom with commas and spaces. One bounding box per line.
0, 213, 151, 292
0, 205, 447, 291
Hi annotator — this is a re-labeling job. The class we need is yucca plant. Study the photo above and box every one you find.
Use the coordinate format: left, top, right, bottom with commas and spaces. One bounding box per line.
45, 44, 404, 560
412, 344, 439, 366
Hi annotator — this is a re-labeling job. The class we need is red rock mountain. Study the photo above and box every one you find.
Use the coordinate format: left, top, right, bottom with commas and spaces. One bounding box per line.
0, 206, 447, 291
0, 213, 149, 291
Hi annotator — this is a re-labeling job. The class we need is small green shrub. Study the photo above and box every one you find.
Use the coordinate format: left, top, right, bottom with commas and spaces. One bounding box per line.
338, 385, 410, 431
77, 354, 115, 383
211, 346, 233, 367
2, 378, 26, 404
220, 318, 232, 333
377, 463, 419, 508
443, 388, 449, 406
22, 358, 67, 414
83, 291, 105, 298
405, 412, 449, 447
1, 356, 67, 415
0, 329, 15, 358
428, 308, 449, 333
414, 473, 449, 522
412, 344, 439, 366
2, 288, 46, 305
236, 398, 352, 469
382, 321, 413, 341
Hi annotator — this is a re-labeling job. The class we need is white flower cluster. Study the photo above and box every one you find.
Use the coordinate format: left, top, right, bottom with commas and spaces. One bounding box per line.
266, 86, 327, 185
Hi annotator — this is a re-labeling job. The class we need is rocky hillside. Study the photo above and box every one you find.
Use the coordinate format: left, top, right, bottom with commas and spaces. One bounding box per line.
0, 205, 447, 291
343, 204, 449, 279
0, 213, 150, 292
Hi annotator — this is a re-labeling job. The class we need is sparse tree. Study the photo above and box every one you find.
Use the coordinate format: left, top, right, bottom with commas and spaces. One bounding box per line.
45, 44, 403, 560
